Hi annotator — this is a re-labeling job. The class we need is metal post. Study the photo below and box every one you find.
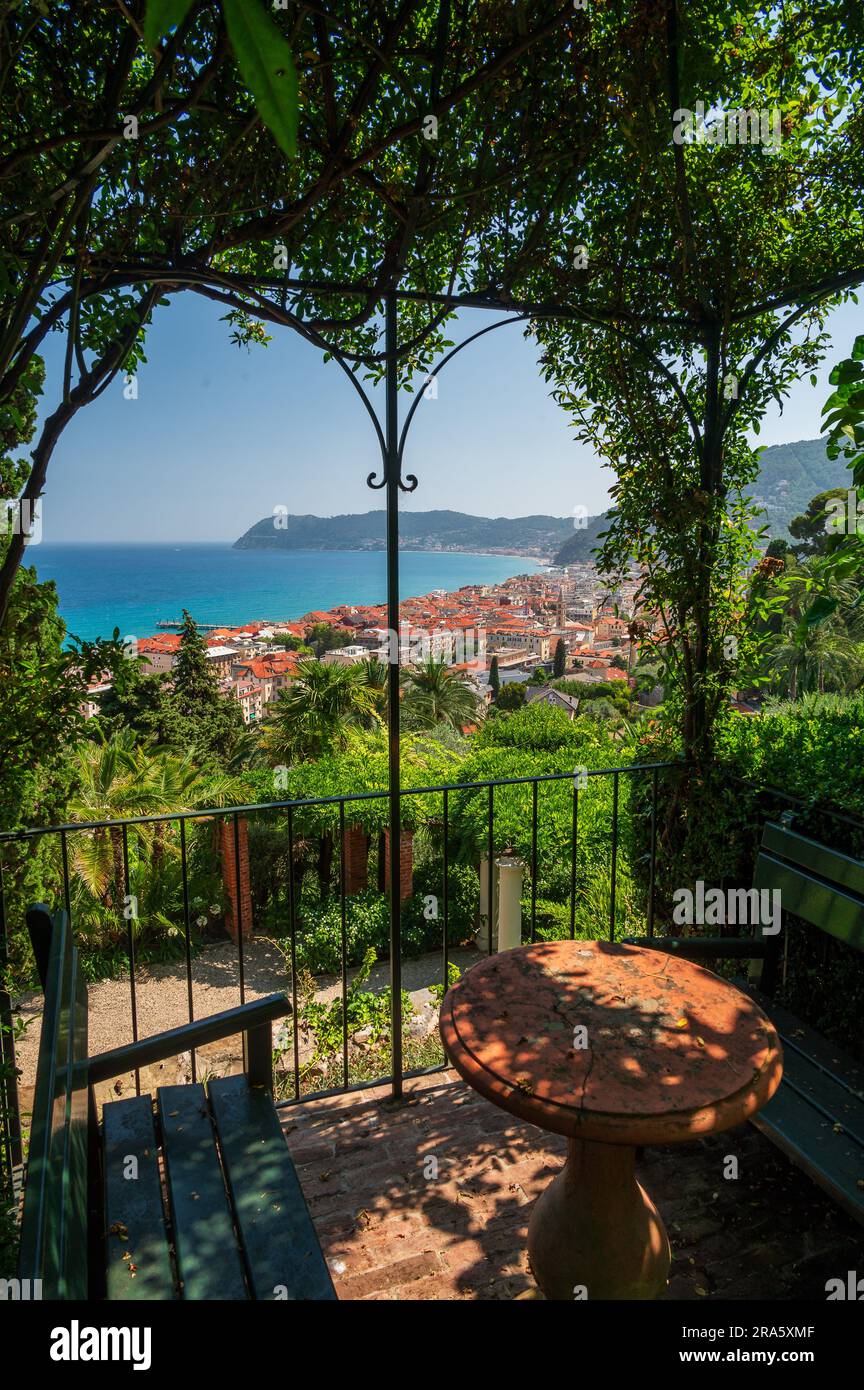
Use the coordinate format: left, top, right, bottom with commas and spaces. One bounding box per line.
0, 859, 22, 1184
385, 293, 403, 1100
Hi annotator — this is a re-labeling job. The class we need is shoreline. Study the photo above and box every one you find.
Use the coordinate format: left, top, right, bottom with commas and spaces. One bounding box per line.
39, 541, 552, 562
34, 546, 549, 644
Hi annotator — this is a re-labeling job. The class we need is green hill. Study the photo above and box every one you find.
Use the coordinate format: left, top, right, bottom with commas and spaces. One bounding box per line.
234, 509, 574, 558
549, 512, 611, 566
552, 436, 853, 564
236, 441, 851, 567
748, 437, 852, 536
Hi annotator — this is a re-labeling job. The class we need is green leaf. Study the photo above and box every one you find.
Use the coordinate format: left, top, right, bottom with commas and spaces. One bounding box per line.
143, 0, 195, 49
829, 359, 864, 386
221, 0, 299, 158
800, 595, 838, 630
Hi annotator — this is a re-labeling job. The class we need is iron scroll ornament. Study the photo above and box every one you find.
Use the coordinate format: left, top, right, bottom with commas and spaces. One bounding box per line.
366, 312, 530, 494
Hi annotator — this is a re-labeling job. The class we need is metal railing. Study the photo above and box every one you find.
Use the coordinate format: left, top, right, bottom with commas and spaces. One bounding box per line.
0, 760, 678, 1189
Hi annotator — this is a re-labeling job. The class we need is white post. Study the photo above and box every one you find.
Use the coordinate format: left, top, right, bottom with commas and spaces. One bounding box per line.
476, 856, 499, 952
496, 856, 524, 951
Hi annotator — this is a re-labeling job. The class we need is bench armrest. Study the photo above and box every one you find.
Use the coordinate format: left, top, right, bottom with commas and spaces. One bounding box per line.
87, 992, 291, 1088
622, 935, 770, 960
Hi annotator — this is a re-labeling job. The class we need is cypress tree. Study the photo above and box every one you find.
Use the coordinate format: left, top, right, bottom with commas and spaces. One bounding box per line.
172, 610, 221, 717
169, 610, 243, 764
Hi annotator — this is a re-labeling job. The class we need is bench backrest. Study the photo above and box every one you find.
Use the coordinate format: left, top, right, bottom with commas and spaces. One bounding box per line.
18, 906, 90, 1299
753, 822, 864, 952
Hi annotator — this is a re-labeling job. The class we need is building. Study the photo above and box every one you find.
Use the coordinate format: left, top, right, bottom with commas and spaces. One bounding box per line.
232, 682, 264, 724
137, 635, 181, 673
323, 644, 376, 666
81, 680, 112, 719
525, 687, 581, 719
205, 645, 242, 681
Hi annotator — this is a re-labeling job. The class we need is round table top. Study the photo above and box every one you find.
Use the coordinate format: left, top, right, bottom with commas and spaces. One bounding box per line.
439, 939, 783, 1145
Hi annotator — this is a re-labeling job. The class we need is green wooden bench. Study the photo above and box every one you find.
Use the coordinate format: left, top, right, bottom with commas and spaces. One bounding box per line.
18, 905, 336, 1301
625, 819, 864, 1224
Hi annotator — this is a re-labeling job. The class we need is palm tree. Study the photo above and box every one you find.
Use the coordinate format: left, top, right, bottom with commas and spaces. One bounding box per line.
66, 731, 230, 911
762, 554, 864, 698
766, 617, 863, 698
400, 658, 478, 731
66, 730, 165, 903
360, 655, 389, 719
263, 658, 379, 763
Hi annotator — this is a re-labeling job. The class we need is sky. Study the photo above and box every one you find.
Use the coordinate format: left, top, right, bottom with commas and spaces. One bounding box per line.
33, 293, 863, 544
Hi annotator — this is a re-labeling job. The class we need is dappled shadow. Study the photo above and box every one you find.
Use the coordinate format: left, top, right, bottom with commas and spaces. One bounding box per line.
280, 1069, 864, 1301
441, 939, 782, 1145
281, 1074, 561, 1298
277, 939, 791, 1300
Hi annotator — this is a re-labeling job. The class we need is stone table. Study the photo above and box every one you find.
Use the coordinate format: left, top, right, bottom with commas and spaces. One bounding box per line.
439, 939, 783, 1299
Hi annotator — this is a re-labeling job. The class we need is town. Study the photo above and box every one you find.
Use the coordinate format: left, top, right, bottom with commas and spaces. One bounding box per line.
84, 563, 643, 725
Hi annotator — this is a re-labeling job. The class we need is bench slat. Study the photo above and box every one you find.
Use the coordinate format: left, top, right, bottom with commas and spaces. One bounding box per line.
19, 909, 88, 1299
740, 986, 864, 1225
761, 823, 864, 900
103, 1096, 175, 1300
748, 991, 864, 1099
157, 1083, 249, 1300
209, 1075, 336, 1301
753, 856, 864, 949
752, 1079, 864, 1226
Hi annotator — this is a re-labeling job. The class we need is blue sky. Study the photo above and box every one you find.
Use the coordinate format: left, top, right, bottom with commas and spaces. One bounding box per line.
35, 294, 862, 543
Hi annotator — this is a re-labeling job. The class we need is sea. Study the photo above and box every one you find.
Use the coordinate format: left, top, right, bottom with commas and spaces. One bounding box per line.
29, 544, 543, 643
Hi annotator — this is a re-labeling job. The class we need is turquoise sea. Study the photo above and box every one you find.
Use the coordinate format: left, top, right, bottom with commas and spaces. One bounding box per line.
30, 544, 542, 642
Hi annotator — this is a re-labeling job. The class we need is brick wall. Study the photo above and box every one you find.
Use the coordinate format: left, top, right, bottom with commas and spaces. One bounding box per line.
343, 823, 369, 894
219, 816, 254, 940
383, 828, 414, 901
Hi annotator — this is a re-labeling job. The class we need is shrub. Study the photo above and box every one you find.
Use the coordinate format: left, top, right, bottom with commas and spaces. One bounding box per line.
633, 697, 864, 1058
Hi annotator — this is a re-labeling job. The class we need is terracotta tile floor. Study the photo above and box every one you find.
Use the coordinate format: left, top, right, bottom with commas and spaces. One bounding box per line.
279, 1069, 864, 1301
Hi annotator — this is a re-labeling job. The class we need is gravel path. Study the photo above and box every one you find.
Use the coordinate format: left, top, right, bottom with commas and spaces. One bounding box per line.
13, 938, 476, 1111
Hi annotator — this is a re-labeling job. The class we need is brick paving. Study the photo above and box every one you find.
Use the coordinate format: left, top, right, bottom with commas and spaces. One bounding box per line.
279, 1069, 864, 1301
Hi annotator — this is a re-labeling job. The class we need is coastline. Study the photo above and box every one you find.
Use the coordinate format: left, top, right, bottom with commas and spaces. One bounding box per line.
32, 544, 546, 643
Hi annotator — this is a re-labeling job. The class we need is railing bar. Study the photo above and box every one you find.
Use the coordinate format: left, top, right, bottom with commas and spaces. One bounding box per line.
570, 783, 578, 940
339, 802, 348, 1089
179, 818, 196, 1083
287, 805, 300, 1102
442, 788, 449, 998
121, 824, 140, 1096
233, 812, 246, 1008
274, 1060, 449, 1111
609, 772, 619, 943
487, 785, 494, 956
530, 780, 538, 943
648, 765, 659, 940
60, 829, 72, 919
0, 857, 22, 1179
0, 762, 685, 841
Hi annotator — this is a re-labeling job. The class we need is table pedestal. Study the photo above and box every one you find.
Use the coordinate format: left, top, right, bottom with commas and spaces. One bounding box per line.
527, 1137, 670, 1300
